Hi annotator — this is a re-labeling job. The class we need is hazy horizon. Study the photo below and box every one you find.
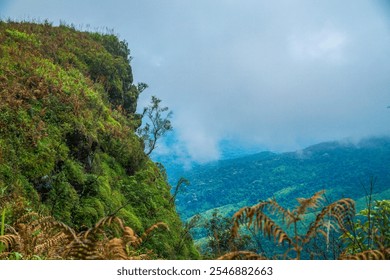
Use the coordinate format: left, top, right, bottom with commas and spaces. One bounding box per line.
2, 0, 390, 164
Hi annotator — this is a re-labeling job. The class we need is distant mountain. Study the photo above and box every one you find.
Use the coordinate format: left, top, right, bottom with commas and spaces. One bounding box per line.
152, 134, 264, 180
165, 137, 390, 221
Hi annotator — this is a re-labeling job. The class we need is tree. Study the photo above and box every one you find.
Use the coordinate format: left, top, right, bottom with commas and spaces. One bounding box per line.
170, 177, 190, 205
340, 200, 390, 259
137, 96, 172, 156
204, 210, 252, 258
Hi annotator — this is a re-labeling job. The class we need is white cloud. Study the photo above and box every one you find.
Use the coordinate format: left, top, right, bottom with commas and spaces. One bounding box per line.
4, 0, 390, 163
289, 26, 348, 63
175, 119, 221, 163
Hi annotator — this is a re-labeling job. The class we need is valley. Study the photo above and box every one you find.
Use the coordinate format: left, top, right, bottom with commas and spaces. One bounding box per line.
158, 137, 390, 227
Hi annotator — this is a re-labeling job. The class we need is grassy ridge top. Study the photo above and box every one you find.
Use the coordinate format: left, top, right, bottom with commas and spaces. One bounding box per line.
0, 21, 198, 259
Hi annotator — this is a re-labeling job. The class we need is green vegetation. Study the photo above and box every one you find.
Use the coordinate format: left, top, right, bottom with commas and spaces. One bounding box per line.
202, 209, 252, 258
0, 20, 198, 259
0, 20, 388, 260
172, 138, 390, 221
166, 138, 390, 259
341, 199, 390, 257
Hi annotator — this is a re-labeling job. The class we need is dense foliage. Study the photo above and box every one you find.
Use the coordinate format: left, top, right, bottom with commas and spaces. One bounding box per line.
171, 138, 390, 221
160, 137, 390, 257
0, 20, 199, 259
0, 20, 388, 260
341, 199, 390, 256
217, 191, 389, 260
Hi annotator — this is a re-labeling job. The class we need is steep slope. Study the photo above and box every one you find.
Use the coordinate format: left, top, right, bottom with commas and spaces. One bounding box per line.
0, 21, 198, 259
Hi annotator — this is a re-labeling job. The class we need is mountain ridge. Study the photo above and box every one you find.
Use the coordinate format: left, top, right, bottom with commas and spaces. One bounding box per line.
167, 136, 390, 220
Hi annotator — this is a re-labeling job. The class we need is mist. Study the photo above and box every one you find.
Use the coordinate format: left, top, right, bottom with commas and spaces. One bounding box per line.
3, 0, 390, 163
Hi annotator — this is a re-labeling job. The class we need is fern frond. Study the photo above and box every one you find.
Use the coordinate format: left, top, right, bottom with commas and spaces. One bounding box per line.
82, 215, 125, 242
64, 216, 168, 260
304, 198, 355, 243
0, 234, 20, 251
328, 198, 355, 231
142, 222, 169, 239
104, 238, 128, 260
122, 226, 139, 244
30, 216, 78, 240
0, 252, 11, 259
94, 216, 125, 231
267, 199, 296, 225
71, 242, 102, 259
340, 248, 390, 260
217, 250, 267, 260
130, 222, 169, 248
232, 207, 249, 238
232, 203, 292, 245
0, 212, 81, 259
34, 232, 69, 256
232, 202, 270, 237
127, 249, 155, 260
258, 214, 292, 245
14, 212, 40, 225
295, 190, 325, 216
4, 224, 17, 235
1, 211, 166, 260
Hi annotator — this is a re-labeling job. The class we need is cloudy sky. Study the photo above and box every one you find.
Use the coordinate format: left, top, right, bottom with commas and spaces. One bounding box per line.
2, 0, 390, 163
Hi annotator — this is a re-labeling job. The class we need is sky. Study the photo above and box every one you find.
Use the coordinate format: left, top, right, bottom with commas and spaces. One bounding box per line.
1, 0, 390, 163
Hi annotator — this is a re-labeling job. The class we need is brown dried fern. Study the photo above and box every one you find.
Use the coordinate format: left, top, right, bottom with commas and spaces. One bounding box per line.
63, 238, 103, 260
0, 212, 78, 259
295, 190, 325, 216
254, 212, 292, 245
104, 238, 128, 260
217, 250, 267, 260
340, 248, 390, 260
0, 209, 169, 260
232, 201, 292, 246
232, 202, 269, 237
62, 216, 168, 260
0, 234, 20, 252
231, 191, 355, 260
304, 198, 355, 243
135, 222, 169, 247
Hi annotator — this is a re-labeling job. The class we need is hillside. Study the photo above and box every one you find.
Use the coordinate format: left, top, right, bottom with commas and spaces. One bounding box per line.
171, 137, 390, 221
0, 21, 199, 259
